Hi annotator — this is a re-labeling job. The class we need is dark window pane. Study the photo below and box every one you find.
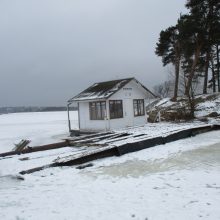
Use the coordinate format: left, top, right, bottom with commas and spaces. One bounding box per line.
89, 101, 106, 120
133, 99, 145, 116
109, 100, 123, 119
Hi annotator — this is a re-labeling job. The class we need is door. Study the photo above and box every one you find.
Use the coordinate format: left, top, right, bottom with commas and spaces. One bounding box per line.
124, 99, 133, 127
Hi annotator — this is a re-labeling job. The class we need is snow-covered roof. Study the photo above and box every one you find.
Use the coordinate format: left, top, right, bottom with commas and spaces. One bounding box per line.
68, 77, 156, 103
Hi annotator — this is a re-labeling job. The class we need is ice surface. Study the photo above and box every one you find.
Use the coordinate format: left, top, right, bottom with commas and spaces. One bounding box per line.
0, 111, 78, 153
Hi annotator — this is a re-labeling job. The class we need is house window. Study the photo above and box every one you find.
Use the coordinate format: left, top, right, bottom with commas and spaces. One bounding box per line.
109, 100, 123, 119
133, 99, 145, 116
89, 101, 106, 120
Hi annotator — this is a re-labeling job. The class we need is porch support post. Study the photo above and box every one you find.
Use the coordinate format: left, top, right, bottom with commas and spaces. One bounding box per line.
77, 102, 80, 130
67, 103, 71, 132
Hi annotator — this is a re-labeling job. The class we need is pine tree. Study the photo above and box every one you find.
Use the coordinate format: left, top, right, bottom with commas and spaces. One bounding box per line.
177, 13, 206, 96
185, 0, 220, 93
155, 25, 181, 101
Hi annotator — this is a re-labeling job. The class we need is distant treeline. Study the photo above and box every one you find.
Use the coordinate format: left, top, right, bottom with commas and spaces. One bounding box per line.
0, 106, 78, 114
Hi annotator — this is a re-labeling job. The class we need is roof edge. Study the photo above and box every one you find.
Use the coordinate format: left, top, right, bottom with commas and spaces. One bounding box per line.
67, 77, 157, 103
68, 77, 135, 103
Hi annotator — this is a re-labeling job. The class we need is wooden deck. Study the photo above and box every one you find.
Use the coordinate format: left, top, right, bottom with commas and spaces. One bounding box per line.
18, 124, 220, 175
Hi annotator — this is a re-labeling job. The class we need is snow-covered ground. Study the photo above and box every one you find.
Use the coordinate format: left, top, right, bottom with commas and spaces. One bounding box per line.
196, 94, 220, 117
0, 112, 220, 220
146, 93, 220, 121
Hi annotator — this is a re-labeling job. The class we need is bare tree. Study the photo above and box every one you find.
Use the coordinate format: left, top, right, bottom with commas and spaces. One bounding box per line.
153, 80, 173, 98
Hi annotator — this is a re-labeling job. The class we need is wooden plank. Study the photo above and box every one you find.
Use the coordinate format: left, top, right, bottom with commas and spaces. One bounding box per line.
13, 139, 31, 152
65, 132, 113, 142
19, 147, 119, 175
101, 133, 147, 144
0, 141, 69, 158
72, 133, 129, 145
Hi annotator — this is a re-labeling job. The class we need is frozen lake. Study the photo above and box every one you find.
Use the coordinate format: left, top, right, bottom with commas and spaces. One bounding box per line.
0, 111, 78, 153
0, 112, 220, 220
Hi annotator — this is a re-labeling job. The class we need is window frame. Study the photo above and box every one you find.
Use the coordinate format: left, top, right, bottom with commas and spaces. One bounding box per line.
109, 100, 123, 119
89, 101, 106, 120
133, 99, 145, 117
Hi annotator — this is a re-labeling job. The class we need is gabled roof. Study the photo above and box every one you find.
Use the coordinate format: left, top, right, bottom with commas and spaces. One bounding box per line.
68, 77, 156, 103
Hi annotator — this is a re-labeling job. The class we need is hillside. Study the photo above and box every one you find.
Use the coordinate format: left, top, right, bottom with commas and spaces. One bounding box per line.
146, 93, 220, 122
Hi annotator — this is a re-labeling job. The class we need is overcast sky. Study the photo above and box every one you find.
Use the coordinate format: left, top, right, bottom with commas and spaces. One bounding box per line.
0, 0, 187, 107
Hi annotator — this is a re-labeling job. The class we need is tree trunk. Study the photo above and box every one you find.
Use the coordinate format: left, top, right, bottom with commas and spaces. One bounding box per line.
210, 54, 216, 93
203, 51, 210, 94
188, 94, 195, 119
185, 43, 202, 96
172, 55, 180, 101
216, 44, 220, 92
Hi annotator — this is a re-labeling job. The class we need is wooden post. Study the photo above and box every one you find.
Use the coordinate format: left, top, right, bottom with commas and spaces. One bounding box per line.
77, 102, 81, 130
67, 104, 71, 132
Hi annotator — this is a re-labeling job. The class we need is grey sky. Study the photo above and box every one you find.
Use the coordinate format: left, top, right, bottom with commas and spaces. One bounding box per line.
0, 0, 187, 106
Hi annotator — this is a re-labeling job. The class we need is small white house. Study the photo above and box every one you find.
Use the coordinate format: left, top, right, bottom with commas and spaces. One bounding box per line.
67, 77, 156, 133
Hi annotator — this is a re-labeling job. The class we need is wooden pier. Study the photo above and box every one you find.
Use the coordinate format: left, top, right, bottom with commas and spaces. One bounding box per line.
18, 124, 220, 175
